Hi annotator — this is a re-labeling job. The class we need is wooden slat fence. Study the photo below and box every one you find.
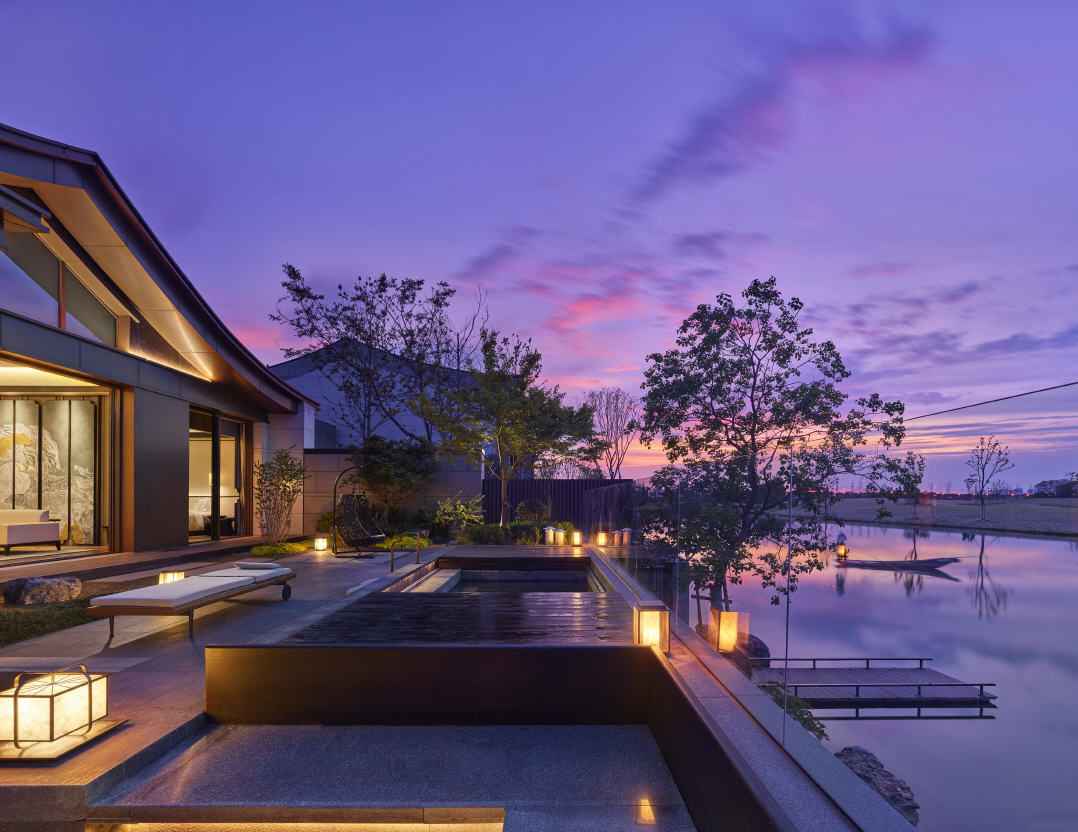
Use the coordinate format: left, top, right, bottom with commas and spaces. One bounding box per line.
482, 478, 634, 527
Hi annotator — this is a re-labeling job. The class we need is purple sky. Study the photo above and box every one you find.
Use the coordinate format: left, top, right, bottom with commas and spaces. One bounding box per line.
6, 2, 1077, 485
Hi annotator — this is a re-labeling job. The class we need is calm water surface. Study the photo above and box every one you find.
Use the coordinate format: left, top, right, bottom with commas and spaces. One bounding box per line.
722, 524, 1078, 832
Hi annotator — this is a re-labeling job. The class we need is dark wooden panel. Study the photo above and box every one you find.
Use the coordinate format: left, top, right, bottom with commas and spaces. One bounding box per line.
483, 478, 634, 526
206, 644, 653, 725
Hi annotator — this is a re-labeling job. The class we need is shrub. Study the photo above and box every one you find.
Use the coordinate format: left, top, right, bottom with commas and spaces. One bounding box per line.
461, 521, 573, 545
432, 493, 485, 539
460, 523, 509, 545
254, 449, 308, 544
514, 498, 550, 523
757, 682, 828, 741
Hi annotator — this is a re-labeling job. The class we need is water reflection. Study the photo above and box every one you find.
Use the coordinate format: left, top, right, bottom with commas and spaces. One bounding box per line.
723, 523, 1078, 832
965, 533, 1011, 620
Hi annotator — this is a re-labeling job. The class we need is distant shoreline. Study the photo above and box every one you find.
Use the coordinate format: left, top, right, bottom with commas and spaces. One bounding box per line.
820, 497, 1078, 541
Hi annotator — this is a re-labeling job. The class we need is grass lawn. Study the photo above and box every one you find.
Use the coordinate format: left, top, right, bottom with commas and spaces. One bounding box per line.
827, 497, 1078, 537
0, 576, 159, 648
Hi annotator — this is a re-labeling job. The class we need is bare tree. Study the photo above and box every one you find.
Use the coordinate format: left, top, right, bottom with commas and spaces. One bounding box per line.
583, 386, 640, 479
963, 435, 1015, 521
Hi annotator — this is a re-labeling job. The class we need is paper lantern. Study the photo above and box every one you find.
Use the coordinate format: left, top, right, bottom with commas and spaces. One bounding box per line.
571, 530, 582, 546
0, 665, 107, 746
633, 601, 670, 653
314, 534, 330, 552
595, 530, 608, 546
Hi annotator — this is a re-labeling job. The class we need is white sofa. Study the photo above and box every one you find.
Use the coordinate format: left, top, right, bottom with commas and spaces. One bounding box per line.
0, 509, 61, 554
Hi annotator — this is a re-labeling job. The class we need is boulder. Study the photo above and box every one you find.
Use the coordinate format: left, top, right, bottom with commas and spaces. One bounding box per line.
2, 576, 82, 606
731, 633, 771, 675
836, 746, 920, 826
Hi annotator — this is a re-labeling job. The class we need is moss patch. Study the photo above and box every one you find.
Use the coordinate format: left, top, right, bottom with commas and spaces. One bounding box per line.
250, 540, 313, 557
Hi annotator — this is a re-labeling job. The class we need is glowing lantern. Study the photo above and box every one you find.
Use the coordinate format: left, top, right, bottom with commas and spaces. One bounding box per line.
158, 571, 185, 584
314, 534, 330, 552
543, 526, 556, 545
596, 530, 608, 546
636, 798, 657, 825
633, 601, 670, 653
571, 530, 582, 546
0, 665, 108, 746
836, 544, 849, 559
553, 528, 567, 545
717, 610, 749, 653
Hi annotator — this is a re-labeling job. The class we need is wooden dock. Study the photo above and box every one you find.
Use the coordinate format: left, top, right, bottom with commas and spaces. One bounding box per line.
751, 658, 997, 709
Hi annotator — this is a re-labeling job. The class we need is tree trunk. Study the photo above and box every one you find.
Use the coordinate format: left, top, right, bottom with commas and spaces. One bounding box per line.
980, 494, 986, 521
499, 476, 510, 526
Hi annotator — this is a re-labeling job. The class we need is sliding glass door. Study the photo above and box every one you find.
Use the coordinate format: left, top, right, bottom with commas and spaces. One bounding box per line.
188, 409, 248, 541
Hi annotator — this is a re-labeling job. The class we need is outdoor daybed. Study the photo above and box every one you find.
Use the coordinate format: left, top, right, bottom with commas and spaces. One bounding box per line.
0, 509, 61, 554
87, 563, 295, 637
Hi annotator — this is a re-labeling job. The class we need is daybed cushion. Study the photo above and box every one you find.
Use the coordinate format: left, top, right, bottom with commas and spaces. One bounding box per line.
233, 561, 281, 570
0, 522, 61, 546
203, 567, 291, 580
90, 576, 255, 610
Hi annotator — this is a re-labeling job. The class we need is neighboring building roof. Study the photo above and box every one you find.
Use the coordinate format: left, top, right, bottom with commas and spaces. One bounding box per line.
0, 122, 315, 414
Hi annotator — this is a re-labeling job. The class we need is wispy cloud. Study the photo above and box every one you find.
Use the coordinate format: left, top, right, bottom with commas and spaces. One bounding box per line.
626, 12, 932, 208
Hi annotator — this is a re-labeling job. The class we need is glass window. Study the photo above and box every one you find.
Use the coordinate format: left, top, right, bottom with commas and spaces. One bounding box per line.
0, 230, 117, 346
0, 231, 60, 327
64, 268, 116, 346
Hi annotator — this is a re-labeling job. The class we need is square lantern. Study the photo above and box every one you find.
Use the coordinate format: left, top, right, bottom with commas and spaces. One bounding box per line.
314, 534, 330, 552
716, 610, 749, 653
633, 600, 670, 654
553, 527, 567, 546
571, 530, 582, 546
595, 530, 608, 546
543, 526, 557, 545
158, 571, 185, 584
0, 666, 107, 747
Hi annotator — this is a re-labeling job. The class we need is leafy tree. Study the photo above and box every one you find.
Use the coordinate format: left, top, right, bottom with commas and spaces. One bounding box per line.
583, 386, 640, 478
273, 266, 487, 442
963, 435, 1015, 521
639, 278, 923, 607
420, 329, 596, 525
351, 436, 437, 521
253, 448, 308, 544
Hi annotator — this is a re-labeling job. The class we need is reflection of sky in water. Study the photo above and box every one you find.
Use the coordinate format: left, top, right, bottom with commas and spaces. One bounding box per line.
718, 524, 1078, 832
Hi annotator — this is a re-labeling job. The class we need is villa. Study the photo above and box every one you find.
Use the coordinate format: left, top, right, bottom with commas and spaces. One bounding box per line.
0, 123, 314, 554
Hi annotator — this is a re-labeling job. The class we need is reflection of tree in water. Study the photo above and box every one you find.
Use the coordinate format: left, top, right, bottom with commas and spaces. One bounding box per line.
895, 528, 930, 596
964, 532, 1010, 620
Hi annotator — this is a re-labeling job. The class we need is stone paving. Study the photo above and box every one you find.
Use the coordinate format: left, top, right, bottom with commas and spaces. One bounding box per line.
0, 547, 429, 830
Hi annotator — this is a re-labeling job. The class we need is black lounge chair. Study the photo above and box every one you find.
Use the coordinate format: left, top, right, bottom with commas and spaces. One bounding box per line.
333, 493, 386, 556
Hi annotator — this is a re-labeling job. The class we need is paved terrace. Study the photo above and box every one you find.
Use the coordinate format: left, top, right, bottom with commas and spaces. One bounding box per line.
0, 544, 915, 832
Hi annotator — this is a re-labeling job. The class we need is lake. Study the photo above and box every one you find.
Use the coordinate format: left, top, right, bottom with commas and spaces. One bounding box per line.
709, 523, 1078, 832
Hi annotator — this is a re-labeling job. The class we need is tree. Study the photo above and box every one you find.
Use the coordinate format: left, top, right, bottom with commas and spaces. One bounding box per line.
583, 386, 640, 479
420, 329, 596, 525
272, 266, 487, 443
639, 278, 923, 607
963, 435, 1014, 521
253, 448, 308, 544
351, 436, 438, 522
